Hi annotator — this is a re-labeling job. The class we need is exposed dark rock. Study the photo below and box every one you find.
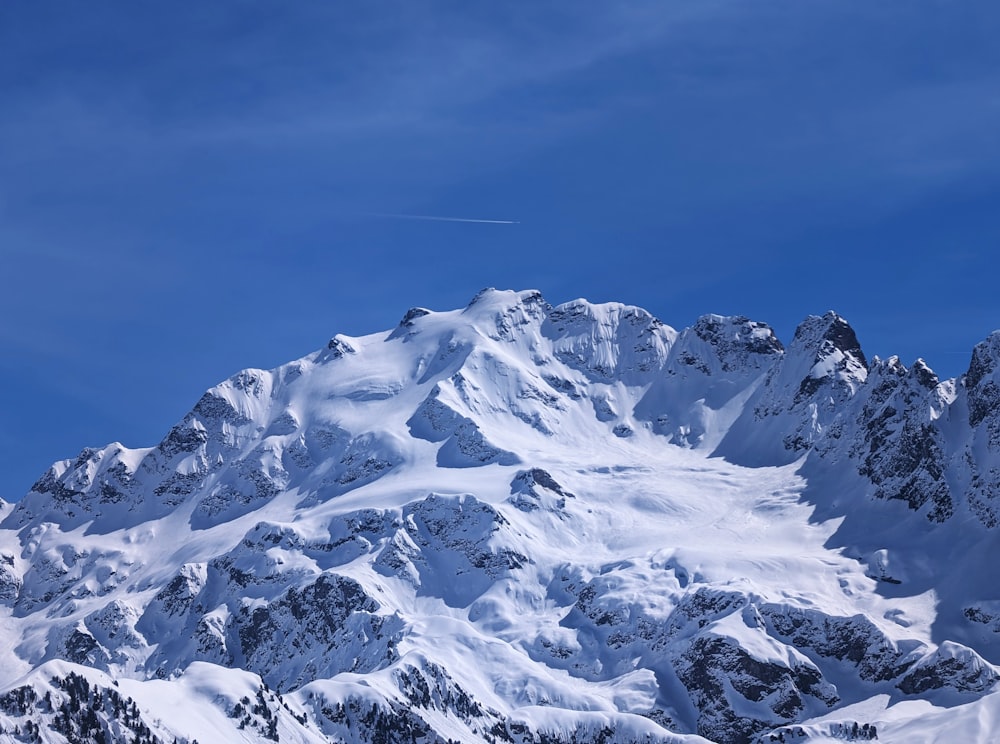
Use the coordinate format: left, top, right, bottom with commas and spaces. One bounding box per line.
400, 307, 431, 326
692, 314, 784, 371
762, 605, 913, 682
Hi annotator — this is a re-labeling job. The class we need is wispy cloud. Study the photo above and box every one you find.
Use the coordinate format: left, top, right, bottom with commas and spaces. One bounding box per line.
0, 3, 713, 154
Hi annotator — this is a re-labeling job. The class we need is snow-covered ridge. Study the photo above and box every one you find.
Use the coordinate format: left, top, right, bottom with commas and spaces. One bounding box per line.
2, 288, 1000, 744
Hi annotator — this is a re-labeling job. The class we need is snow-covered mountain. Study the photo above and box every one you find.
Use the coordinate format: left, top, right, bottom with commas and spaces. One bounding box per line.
3, 288, 1000, 743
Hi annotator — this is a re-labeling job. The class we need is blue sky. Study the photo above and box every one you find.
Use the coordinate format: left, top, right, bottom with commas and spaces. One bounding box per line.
2, 2, 1000, 499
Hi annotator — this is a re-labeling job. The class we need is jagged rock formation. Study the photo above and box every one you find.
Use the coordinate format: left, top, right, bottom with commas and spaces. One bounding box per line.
3, 289, 1000, 743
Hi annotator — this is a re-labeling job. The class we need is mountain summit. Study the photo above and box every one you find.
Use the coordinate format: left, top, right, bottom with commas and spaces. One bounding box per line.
2, 289, 1000, 743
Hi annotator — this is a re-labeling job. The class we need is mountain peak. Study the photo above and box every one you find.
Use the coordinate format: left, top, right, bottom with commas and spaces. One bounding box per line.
967, 330, 1000, 428
789, 311, 868, 401
690, 314, 784, 370
463, 287, 547, 313
966, 330, 1000, 388
910, 358, 939, 389
4, 294, 1000, 744
793, 310, 868, 369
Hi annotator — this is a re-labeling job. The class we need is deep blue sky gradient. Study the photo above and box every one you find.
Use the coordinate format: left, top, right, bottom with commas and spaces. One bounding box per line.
3, 2, 1000, 499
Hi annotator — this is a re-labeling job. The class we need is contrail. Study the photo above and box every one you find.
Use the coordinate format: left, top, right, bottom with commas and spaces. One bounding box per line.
368, 212, 519, 225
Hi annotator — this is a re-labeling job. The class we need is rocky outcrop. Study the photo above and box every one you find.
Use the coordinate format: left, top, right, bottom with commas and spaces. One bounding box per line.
542, 299, 675, 384
833, 356, 956, 521
963, 332, 1000, 527
508, 468, 574, 512
675, 633, 834, 744
377, 494, 528, 606
717, 312, 868, 465
636, 314, 783, 447
408, 380, 521, 467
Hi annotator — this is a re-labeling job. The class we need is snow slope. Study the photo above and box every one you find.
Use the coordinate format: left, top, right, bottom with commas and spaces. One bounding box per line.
2, 289, 1000, 743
